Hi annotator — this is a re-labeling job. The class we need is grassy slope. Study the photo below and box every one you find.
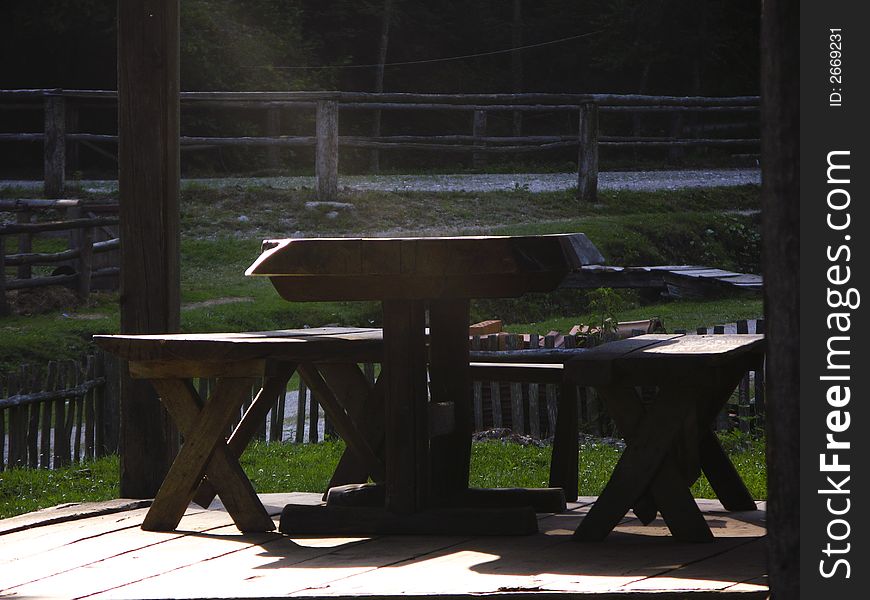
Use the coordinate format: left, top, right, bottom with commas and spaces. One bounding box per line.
1, 185, 761, 371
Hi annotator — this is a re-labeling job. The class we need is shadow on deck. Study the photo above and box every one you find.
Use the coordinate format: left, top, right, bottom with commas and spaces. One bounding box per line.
0, 492, 767, 599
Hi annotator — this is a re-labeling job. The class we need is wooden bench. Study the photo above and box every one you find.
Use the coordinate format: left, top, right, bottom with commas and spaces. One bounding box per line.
563, 333, 765, 542
468, 359, 581, 502
94, 327, 385, 532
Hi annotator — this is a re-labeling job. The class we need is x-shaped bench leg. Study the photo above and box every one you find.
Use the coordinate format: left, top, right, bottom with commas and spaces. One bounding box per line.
142, 378, 274, 533
573, 384, 712, 542
193, 364, 296, 508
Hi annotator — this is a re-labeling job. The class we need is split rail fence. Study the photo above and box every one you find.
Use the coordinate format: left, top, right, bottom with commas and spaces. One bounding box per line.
0, 198, 120, 316
2, 321, 764, 472
1, 89, 760, 202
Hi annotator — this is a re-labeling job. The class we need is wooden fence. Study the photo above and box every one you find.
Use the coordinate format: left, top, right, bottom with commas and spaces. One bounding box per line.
0, 198, 120, 316
0, 89, 760, 203
0, 353, 117, 470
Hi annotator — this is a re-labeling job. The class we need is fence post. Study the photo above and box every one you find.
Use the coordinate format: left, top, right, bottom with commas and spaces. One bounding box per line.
315, 100, 339, 201
44, 91, 66, 198
577, 102, 599, 204
472, 109, 487, 169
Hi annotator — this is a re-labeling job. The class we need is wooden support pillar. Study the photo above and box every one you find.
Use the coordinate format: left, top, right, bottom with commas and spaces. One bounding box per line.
382, 299, 428, 514
43, 92, 66, 198
577, 103, 599, 204
760, 0, 799, 595
117, 0, 182, 498
315, 100, 339, 201
472, 110, 487, 169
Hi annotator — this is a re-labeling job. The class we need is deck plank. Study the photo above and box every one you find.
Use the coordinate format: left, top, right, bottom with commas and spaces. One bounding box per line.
0, 493, 768, 599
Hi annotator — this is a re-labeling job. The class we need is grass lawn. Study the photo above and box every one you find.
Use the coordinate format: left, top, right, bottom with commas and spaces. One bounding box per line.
0, 433, 766, 520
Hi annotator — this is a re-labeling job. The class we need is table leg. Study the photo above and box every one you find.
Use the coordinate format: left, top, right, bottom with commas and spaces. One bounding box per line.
193, 363, 296, 508
143, 378, 273, 532
382, 299, 429, 513
317, 364, 386, 493
428, 298, 471, 505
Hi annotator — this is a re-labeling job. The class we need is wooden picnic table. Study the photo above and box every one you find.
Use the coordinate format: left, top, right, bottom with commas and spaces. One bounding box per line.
246, 233, 603, 535
94, 327, 386, 533
565, 333, 765, 542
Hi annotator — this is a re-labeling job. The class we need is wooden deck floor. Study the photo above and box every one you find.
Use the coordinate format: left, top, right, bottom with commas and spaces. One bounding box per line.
0, 493, 768, 599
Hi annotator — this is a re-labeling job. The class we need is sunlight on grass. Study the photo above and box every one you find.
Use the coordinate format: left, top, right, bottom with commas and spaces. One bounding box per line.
0, 433, 766, 520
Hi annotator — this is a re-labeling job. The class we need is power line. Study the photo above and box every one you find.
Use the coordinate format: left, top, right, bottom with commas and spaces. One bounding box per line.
252, 31, 601, 71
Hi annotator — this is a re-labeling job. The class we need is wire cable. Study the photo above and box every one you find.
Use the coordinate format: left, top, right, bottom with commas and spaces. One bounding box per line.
251, 30, 601, 71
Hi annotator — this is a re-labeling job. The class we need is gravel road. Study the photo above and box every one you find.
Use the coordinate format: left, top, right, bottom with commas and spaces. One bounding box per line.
1, 168, 760, 194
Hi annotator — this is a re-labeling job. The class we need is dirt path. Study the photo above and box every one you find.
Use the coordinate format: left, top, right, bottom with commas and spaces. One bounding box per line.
1, 168, 760, 194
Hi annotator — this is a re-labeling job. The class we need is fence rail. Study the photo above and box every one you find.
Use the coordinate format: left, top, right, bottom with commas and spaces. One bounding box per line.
0, 199, 119, 314
0, 89, 760, 202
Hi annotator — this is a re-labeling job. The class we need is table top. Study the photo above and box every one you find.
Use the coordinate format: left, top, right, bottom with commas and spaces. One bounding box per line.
566, 333, 765, 385
93, 327, 383, 363
245, 234, 604, 301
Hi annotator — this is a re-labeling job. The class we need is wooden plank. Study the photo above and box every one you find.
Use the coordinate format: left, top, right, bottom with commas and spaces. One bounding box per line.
84, 355, 96, 459
279, 504, 538, 536
382, 299, 428, 513
428, 298, 472, 503
26, 368, 41, 468
95, 327, 383, 364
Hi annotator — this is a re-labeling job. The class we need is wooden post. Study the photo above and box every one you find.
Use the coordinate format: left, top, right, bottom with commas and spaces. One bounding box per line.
577, 103, 599, 203
295, 378, 307, 443
117, 0, 182, 498
382, 299, 428, 513
43, 92, 66, 198
67, 101, 80, 176
17, 211, 33, 280
472, 110, 487, 169
266, 105, 280, 169
761, 2, 798, 593
315, 100, 339, 201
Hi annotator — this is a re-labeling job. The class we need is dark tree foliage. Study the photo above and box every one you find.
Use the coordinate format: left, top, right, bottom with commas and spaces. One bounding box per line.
2, 0, 760, 94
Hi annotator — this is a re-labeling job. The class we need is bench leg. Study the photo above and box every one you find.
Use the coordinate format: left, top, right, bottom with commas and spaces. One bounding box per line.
573, 384, 711, 542
193, 363, 296, 508
695, 369, 758, 511
318, 364, 386, 494
298, 364, 386, 483
549, 382, 579, 502
144, 378, 274, 533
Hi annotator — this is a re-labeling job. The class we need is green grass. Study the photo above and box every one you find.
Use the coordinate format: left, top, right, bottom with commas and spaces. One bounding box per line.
0, 434, 766, 520
0, 456, 120, 519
